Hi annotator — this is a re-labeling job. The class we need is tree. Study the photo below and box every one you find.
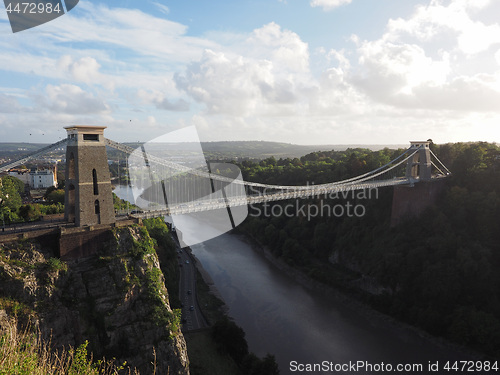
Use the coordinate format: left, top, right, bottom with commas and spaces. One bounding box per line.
2, 175, 24, 195
46, 189, 65, 204
242, 353, 280, 375
0, 176, 22, 213
212, 317, 249, 364
19, 204, 42, 222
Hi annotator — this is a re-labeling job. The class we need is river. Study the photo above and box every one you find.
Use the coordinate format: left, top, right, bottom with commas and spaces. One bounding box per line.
189, 232, 468, 374
113, 186, 468, 374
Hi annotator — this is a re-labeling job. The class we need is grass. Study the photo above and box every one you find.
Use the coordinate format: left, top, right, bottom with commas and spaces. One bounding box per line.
0, 298, 35, 324
0, 324, 141, 375
46, 257, 68, 273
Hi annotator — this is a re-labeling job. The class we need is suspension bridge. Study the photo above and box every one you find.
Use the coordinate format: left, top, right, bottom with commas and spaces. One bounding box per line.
0, 126, 451, 226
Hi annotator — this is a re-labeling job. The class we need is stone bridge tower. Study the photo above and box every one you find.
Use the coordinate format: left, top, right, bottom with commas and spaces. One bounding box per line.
391, 140, 444, 226
64, 126, 115, 227
406, 141, 432, 181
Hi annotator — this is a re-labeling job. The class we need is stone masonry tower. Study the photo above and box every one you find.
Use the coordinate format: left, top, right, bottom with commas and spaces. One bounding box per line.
64, 126, 115, 227
406, 141, 432, 181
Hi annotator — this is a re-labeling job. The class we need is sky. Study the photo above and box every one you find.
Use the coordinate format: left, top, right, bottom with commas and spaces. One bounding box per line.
0, 0, 500, 145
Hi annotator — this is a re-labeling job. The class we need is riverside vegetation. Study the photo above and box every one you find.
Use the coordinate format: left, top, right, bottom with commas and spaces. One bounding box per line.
237, 141, 500, 358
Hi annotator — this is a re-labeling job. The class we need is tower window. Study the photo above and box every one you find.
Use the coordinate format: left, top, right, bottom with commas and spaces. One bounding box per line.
92, 169, 99, 195
94, 199, 100, 214
83, 134, 99, 141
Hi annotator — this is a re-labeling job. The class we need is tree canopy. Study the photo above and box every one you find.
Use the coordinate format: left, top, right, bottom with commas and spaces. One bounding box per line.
240, 142, 500, 357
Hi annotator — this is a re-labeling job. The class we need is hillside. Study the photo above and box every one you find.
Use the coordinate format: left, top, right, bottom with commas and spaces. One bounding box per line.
0, 223, 190, 374
0, 140, 407, 162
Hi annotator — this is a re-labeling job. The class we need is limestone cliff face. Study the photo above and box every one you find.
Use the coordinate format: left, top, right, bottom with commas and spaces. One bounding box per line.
0, 226, 190, 374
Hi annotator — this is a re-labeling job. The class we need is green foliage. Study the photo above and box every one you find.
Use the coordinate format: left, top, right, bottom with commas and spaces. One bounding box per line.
145, 267, 164, 302
143, 218, 181, 308
45, 189, 65, 204
46, 257, 68, 273
0, 176, 63, 224
184, 330, 243, 375
0, 330, 127, 375
0, 298, 35, 322
238, 147, 401, 186
129, 227, 156, 258
170, 309, 182, 334
211, 317, 279, 373
241, 141, 500, 357
68, 340, 93, 375
0, 176, 23, 222
17, 203, 64, 222
112, 193, 138, 211
18, 204, 42, 222
39, 202, 64, 215
242, 353, 280, 375
212, 317, 248, 365
2, 176, 25, 195
144, 259, 175, 329
143, 218, 176, 252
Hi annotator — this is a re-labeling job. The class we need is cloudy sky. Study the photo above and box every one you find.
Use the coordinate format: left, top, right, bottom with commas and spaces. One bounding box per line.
0, 0, 499, 145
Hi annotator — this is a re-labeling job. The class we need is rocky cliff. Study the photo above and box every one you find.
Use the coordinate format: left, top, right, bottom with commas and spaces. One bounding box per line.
0, 225, 190, 374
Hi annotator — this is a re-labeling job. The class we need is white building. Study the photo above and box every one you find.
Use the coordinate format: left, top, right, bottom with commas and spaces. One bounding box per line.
29, 168, 57, 189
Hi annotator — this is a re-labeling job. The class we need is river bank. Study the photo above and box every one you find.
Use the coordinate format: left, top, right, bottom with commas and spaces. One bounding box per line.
184, 246, 230, 321
237, 228, 485, 362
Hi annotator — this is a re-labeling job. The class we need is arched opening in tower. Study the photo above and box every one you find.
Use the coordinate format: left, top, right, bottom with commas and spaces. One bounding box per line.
94, 199, 101, 224
92, 169, 99, 195
67, 184, 76, 222
68, 153, 76, 180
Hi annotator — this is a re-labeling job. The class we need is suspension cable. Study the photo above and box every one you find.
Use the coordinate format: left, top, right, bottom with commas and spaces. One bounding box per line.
429, 149, 452, 175
0, 138, 68, 173
107, 138, 418, 192
431, 161, 446, 176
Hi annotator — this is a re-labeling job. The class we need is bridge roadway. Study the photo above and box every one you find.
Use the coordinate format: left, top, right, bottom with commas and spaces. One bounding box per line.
0, 214, 131, 237
131, 177, 418, 218
0, 177, 410, 235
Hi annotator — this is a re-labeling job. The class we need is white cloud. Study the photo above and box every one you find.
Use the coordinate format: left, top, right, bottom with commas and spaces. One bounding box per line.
410, 75, 500, 111
495, 49, 500, 65
245, 22, 310, 74
41, 2, 217, 62
386, 0, 500, 55
137, 89, 190, 111
310, 0, 352, 11
334, 0, 500, 117
57, 55, 102, 83
0, 94, 22, 113
1, 0, 499, 144
309, 67, 367, 115
36, 84, 110, 114
174, 49, 276, 116
354, 39, 451, 97
457, 21, 500, 55
174, 23, 311, 116
152, 2, 170, 15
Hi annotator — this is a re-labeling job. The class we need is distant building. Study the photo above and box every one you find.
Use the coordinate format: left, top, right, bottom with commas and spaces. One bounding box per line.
29, 166, 57, 189
8, 168, 30, 184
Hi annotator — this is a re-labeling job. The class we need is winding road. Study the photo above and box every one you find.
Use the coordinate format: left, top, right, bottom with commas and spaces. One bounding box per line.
176, 239, 209, 331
